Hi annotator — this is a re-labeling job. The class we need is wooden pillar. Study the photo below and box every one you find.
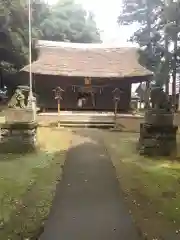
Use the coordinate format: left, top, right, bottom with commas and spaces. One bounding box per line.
57, 98, 61, 128
57, 98, 60, 114
53, 86, 64, 127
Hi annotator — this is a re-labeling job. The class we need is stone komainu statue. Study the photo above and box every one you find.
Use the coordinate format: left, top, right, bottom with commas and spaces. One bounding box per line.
150, 87, 171, 112
8, 89, 26, 108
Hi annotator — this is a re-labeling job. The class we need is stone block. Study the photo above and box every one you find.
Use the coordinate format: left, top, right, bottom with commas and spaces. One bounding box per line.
0, 122, 38, 153
138, 122, 178, 156
145, 109, 173, 126
4, 109, 34, 123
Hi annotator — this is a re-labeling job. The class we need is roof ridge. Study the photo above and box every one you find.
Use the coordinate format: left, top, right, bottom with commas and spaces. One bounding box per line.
38, 40, 138, 50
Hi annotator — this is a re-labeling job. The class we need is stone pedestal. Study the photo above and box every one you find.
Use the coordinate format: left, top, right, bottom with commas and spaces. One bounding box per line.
0, 109, 38, 153
4, 108, 35, 123
144, 109, 173, 126
0, 122, 38, 153
138, 110, 178, 156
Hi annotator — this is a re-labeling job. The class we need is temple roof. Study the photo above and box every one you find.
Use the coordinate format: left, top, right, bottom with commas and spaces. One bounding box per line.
22, 40, 153, 79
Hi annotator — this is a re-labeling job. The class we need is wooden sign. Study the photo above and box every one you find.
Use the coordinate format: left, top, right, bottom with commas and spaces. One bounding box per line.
85, 77, 91, 85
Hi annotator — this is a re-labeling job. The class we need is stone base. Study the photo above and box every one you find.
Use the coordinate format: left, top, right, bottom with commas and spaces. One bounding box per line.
4, 108, 35, 123
144, 109, 173, 126
0, 122, 38, 153
138, 123, 178, 156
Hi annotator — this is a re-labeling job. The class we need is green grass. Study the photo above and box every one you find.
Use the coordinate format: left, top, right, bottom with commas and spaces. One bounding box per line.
103, 131, 180, 238
0, 127, 72, 239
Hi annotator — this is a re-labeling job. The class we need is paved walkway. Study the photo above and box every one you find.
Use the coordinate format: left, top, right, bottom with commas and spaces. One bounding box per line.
40, 132, 141, 240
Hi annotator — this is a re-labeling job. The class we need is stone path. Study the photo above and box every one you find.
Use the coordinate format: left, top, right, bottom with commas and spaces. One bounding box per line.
40, 130, 141, 240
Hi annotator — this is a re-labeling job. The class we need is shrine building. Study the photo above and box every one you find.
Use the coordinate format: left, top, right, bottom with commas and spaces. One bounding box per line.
21, 40, 152, 112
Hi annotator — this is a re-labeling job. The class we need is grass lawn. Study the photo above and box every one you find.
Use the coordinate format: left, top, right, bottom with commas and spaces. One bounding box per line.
103, 131, 180, 239
0, 127, 72, 239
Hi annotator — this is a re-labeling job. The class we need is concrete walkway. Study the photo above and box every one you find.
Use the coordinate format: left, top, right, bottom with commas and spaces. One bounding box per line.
40, 132, 141, 240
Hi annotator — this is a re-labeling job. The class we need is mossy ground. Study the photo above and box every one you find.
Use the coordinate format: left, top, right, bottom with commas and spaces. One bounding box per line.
0, 127, 72, 239
103, 131, 180, 239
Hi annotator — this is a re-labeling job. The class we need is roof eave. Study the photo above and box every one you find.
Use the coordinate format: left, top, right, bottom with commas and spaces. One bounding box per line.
21, 69, 153, 79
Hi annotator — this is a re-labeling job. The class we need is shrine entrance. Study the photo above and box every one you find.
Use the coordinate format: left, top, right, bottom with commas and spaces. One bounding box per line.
77, 86, 96, 109
71, 77, 108, 110
60, 77, 126, 111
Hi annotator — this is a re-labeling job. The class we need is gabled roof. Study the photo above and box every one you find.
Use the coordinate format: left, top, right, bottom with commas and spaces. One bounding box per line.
22, 40, 153, 78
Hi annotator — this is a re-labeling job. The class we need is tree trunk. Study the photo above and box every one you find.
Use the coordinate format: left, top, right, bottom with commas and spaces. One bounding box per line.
178, 76, 180, 111
146, 0, 152, 54
144, 0, 152, 109
164, 0, 171, 95
0, 64, 4, 89
164, 31, 169, 95
172, 40, 177, 111
145, 80, 150, 109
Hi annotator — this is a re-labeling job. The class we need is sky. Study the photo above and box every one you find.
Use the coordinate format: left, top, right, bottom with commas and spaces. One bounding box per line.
48, 0, 138, 46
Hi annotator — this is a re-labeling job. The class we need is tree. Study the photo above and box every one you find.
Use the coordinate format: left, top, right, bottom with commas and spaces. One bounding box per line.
0, 0, 38, 69
0, 0, 39, 89
0, 0, 100, 75
118, 0, 171, 86
163, 0, 180, 108
119, 0, 180, 111
0, 0, 101, 90
119, 0, 180, 112
32, 0, 101, 43
28, 0, 51, 38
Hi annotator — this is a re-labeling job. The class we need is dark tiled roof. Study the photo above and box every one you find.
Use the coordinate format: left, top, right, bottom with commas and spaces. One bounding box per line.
22, 40, 153, 78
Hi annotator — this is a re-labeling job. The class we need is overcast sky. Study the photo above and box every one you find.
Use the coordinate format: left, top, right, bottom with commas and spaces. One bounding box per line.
48, 0, 138, 46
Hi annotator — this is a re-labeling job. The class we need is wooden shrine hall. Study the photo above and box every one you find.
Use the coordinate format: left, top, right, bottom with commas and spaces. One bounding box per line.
21, 40, 152, 112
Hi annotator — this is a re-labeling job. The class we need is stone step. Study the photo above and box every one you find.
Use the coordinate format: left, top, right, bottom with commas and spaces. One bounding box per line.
56, 122, 115, 128
61, 116, 114, 122
39, 114, 115, 123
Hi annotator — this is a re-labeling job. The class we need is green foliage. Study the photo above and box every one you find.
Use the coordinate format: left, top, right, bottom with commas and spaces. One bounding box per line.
0, 0, 101, 81
0, 0, 39, 73
118, 0, 180, 88
34, 0, 101, 43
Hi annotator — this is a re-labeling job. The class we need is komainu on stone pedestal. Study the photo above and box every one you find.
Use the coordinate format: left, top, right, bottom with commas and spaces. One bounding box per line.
8, 89, 26, 108
138, 86, 178, 156
1, 86, 38, 153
